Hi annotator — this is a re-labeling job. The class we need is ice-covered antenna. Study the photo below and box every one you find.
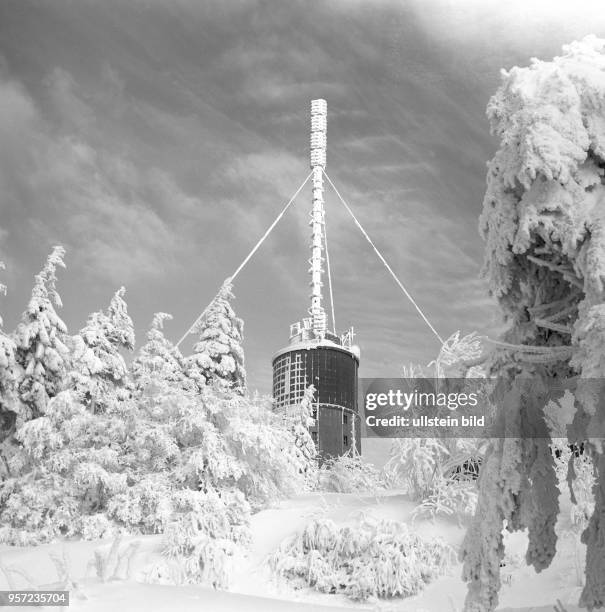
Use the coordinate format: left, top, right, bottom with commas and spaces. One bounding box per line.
309, 99, 327, 337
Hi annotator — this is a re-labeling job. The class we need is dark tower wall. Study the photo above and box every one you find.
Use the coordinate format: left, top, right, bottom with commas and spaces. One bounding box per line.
272, 343, 361, 459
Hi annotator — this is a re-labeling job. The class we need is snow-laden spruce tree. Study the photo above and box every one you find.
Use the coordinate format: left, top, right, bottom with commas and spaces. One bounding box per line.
0, 377, 251, 547
0, 388, 133, 543
185, 280, 246, 394
0, 263, 19, 447
0, 283, 137, 541
287, 386, 318, 483
71, 287, 134, 413
462, 36, 605, 612
2, 298, 314, 573
0, 368, 314, 551
185, 387, 314, 508
13, 247, 70, 423
131, 312, 194, 395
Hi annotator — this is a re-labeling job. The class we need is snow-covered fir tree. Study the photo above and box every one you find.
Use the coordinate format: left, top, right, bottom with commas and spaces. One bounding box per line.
285, 385, 318, 483
1, 277, 315, 577
462, 36, 605, 612
103, 286, 135, 351
185, 280, 246, 394
0, 388, 132, 543
218, 390, 311, 506
0, 373, 314, 551
71, 287, 134, 413
131, 312, 193, 395
0, 243, 322, 591
13, 247, 69, 422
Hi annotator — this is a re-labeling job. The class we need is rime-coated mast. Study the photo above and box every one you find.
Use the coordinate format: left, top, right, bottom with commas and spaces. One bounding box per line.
272, 99, 360, 457
309, 99, 327, 338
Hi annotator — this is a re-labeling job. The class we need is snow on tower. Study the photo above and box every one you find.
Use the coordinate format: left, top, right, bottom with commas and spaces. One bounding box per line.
309, 99, 327, 337
271, 100, 361, 460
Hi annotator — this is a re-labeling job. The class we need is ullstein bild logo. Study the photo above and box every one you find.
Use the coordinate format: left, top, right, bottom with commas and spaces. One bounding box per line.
359, 378, 605, 439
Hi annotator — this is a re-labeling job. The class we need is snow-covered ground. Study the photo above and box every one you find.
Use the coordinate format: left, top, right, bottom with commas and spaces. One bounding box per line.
0, 488, 586, 611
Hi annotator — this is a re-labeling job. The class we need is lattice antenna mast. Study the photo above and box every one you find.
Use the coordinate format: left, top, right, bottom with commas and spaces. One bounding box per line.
309, 99, 328, 338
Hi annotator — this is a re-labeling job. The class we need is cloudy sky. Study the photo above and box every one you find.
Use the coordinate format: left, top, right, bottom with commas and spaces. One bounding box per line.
1, 0, 605, 393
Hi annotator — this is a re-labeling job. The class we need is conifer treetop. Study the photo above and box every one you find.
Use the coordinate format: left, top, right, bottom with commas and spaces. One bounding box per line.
105, 287, 135, 351
187, 279, 246, 393
480, 35, 605, 304
76, 287, 135, 400
146, 312, 175, 349
14, 247, 69, 420
17, 246, 68, 344
17, 246, 68, 339
151, 312, 172, 332
132, 311, 190, 391
81, 287, 134, 352
32, 246, 66, 307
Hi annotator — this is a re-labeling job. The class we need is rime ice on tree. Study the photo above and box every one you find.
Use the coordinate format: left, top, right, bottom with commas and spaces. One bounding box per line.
184, 280, 246, 394
132, 312, 193, 394
14, 247, 69, 422
462, 36, 605, 612
71, 287, 135, 414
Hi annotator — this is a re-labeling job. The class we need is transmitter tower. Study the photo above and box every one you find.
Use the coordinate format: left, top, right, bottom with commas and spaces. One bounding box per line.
271, 100, 361, 458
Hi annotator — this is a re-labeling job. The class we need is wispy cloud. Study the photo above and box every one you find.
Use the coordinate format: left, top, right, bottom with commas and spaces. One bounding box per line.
1, 0, 588, 391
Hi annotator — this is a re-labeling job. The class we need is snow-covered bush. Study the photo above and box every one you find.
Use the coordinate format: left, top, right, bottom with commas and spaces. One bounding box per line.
397, 330, 485, 523
316, 451, 382, 494
384, 438, 481, 521
270, 516, 454, 601
92, 534, 141, 583
411, 477, 478, 523
384, 438, 449, 500
155, 487, 250, 588
403, 330, 486, 379
429, 331, 485, 378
